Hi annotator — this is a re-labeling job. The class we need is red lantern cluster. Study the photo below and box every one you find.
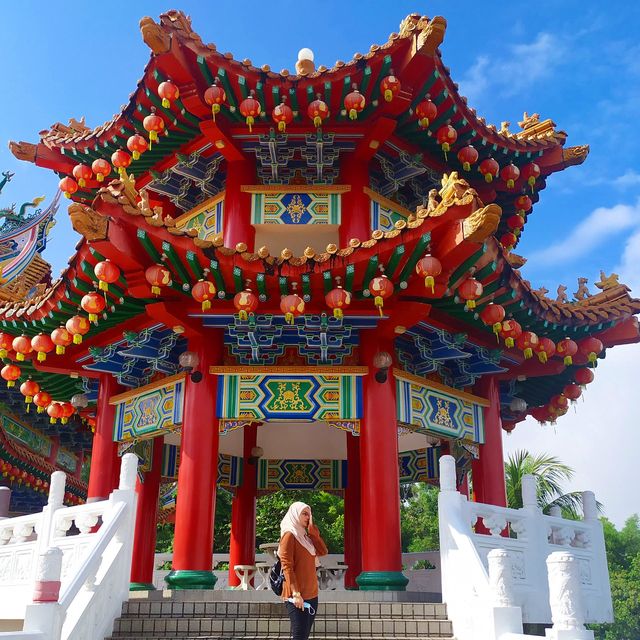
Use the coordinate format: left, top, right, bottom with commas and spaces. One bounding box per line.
0, 332, 13, 358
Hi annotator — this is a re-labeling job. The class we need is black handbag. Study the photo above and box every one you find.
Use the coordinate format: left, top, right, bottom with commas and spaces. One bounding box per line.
269, 553, 285, 595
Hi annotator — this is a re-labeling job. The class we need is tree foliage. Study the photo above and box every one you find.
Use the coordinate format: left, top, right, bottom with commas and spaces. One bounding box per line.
400, 483, 439, 552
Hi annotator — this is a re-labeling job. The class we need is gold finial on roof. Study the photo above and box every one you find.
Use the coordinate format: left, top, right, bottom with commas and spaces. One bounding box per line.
595, 271, 620, 291
499, 121, 511, 135
518, 112, 540, 129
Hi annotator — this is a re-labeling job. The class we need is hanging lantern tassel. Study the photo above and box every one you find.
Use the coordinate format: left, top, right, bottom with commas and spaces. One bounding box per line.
149, 130, 159, 143
88, 312, 98, 323
465, 299, 476, 311
564, 355, 573, 366
201, 299, 211, 312
333, 308, 344, 320
505, 337, 514, 348
212, 103, 221, 119
374, 295, 384, 316
492, 323, 502, 339
57, 345, 65, 355
238, 310, 248, 321
524, 348, 533, 359
98, 280, 109, 292
424, 276, 435, 294
246, 116, 254, 133
538, 351, 548, 364
37, 352, 46, 362
441, 143, 450, 160
285, 312, 294, 325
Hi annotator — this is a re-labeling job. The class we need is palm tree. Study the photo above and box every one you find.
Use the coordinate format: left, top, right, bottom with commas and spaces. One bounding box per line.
505, 450, 601, 518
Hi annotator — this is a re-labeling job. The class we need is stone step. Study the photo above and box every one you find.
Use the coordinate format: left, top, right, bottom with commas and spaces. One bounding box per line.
109, 616, 454, 638
108, 637, 451, 640
121, 600, 449, 619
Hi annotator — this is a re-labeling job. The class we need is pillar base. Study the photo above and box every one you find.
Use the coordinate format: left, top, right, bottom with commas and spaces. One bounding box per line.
164, 570, 217, 590
356, 571, 409, 591
129, 582, 156, 592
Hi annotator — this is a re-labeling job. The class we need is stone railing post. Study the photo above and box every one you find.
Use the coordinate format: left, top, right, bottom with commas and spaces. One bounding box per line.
487, 548, 516, 608
546, 551, 594, 640
439, 455, 457, 493
36, 471, 66, 557
521, 474, 538, 510
0, 486, 10, 519
582, 492, 597, 521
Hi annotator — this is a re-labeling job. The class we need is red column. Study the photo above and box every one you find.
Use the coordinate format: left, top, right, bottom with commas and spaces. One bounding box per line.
344, 432, 362, 590
223, 159, 255, 251
471, 376, 507, 507
357, 331, 408, 591
228, 423, 258, 587
165, 332, 222, 590
87, 374, 121, 501
339, 158, 371, 246
130, 436, 164, 590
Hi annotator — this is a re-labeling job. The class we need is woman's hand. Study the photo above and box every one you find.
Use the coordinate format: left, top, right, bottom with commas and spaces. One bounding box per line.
292, 594, 304, 610
308, 522, 320, 537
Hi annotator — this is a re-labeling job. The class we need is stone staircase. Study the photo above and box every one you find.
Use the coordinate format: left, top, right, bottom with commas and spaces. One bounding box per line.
106, 591, 455, 639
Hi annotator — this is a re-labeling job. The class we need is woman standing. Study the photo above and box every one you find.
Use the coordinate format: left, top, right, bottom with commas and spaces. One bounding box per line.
278, 501, 328, 640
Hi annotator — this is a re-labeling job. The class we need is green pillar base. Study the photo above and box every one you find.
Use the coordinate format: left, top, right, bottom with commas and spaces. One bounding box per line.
129, 582, 156, 591
164, 570, 217, 590
356, 571, 409, 591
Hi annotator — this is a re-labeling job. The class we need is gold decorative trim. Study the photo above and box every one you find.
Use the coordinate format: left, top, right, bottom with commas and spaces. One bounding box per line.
363, 187, 414, 219
109, 372, 186, 405
209, 366, 369, 376
393, 368, 490, 407
241, 185, 351, 194
174, 191, 225, 228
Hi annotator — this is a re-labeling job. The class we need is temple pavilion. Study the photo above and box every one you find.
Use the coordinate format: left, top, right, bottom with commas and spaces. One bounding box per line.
2, 10, 638, 592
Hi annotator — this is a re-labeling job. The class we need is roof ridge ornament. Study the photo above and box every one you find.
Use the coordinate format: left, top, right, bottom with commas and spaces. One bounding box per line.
139, 15, 170, 54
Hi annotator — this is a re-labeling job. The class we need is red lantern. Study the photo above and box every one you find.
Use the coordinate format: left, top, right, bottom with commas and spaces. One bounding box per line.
59, 402, 75, 425
280, 293, 305, 325
479, 157, 499, 183
563, 383, 582, 402
436, 124, 457, 159
72, 164, 93, 188
191, 280, 216, 312
272, 100, 294, 133
145, 264, 172, 295
479, 303, 506, 338
51, 327, 73, 355
143, 108, 165, 147
574, 367, 594, 387
507, 215, 525, 232
158, 81, 179, 108
550, 394, 569, 413
233, 289, 259, 321
457, 277, 483, 310
516, 331, 539, 359
502, 422, 516, 434
369, 275, 394, 316
578, 336, 603, 365
20, 379, 40, 410
515, 194, 532, 214
0, 331, 15, 358
204, 81, 226, 120
415, 97, 437, 129
31, 333, 54, 362
94, 259, 121, 292
81, 292, 106, 323
500, 232, 517, 249
457, 145, 478, 171
500, 163, 520, 189
534, 337, 556, 363
556, 338, 578, 366
500, 319, 522, 348
380, 73, 401, 102
33, 391, 52, 413
91, 159, 111, 183
127, 134, 148, 160
307, 95, 329, 128
1, 363, 20, 387
59, 177, 78, 199
239, 91, 262, 132
66, 315, 91, 344
415, 255, 442, 294
325, 287, 352, 319
530, 406, 552, 424
522, 162, 541, 192
12, 335, 32, 362
111, 150, 132, 177
344, 85, 365, 121
47, 402, 64, 424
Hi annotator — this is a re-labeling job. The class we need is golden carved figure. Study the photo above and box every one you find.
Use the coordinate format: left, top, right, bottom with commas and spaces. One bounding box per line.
595, 271, 620, 291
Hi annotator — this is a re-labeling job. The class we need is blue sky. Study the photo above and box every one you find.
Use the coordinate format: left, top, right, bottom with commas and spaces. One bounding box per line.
1, 2, 639, 524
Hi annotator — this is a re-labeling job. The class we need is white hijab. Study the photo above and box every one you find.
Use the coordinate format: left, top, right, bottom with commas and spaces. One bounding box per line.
278, 501, 317, 557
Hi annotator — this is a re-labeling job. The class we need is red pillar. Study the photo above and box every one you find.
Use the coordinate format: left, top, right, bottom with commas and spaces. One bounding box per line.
339, 158, 371, 246
165, 332, 222, 590
357, 331, 408, 591
130, 436, 164, 590
344, 432, 362, 590
228, 424, 258, 587
471, 376, 507, 507
223, 159, 255, 251
87, 374, 121, 501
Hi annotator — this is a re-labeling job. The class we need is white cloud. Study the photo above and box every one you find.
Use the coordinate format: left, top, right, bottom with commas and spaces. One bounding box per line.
614, 170, 640, 189
528, 199, 640, 265
459, 33, 564, 103
504, 341, 640, 528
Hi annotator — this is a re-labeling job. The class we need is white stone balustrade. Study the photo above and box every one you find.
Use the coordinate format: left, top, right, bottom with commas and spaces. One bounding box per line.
0, 453, 138, 640
438, 455, 612, 640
